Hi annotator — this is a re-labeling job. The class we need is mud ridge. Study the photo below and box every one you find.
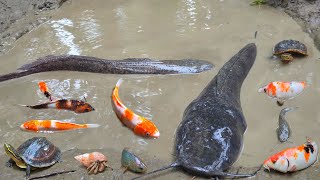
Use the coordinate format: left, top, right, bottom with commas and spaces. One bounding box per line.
0, 0, 68, 53
266, 0, 320, 51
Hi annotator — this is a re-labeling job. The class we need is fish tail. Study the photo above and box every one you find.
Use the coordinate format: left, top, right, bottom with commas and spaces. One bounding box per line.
85, 124, 100, 128
131, 162, 179, 180
38, 81, 55, 101
285, 106, 299, 112
280, 107, 298, 117
18, 103, 50, 109
17, 104, 29, 107
111, 79, 127, 115
38, 81, 48, 93
258, 87, 265, 93
116, 78, 124, 87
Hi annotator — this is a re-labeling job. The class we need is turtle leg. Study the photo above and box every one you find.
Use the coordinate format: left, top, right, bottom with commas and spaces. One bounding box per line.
6, 158, 14, 168
26, 165, 31, 178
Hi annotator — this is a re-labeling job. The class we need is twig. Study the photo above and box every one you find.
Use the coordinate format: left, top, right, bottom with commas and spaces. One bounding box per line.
28, 169, 76, 180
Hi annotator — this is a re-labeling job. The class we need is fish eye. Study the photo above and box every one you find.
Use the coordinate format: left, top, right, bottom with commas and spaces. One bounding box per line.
146, 132, 150, 136
264, 88, 266, 93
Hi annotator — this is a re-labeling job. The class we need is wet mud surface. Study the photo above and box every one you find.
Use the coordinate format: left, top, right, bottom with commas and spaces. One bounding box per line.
1, 0, 320, 180
0, 147, 168, 180
1, 147, 320, 180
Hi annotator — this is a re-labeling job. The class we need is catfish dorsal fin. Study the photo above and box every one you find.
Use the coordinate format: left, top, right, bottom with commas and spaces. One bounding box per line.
131, 162, 179, 180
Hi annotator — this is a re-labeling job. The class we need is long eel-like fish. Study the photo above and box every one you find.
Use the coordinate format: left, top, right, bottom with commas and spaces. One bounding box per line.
0, 55, 214, 82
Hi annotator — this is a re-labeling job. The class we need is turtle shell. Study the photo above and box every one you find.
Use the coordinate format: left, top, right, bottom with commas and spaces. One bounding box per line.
16, 137, 61, 168
273, 40, 308, 56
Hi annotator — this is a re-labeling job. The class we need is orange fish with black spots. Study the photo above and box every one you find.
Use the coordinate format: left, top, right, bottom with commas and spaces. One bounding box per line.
38, 81, 55, 101
20, 120, 100, 132
263, 137, 318, 173
19, 99, 95, 113
111, 78, 160, 138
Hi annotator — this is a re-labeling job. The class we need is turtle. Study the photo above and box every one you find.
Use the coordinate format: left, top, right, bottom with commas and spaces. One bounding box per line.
273, 39, 308, 62
4, 137, 61, 178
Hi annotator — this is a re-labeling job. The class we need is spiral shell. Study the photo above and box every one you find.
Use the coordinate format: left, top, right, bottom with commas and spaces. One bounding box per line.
74, 152, 107, 167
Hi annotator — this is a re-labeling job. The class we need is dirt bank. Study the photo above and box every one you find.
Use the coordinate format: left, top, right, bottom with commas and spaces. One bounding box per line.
0, 0, 68, 53
266, 0, 320, 50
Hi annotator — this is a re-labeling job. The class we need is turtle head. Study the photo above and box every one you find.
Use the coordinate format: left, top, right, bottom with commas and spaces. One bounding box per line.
280, 53, 293, 62
4, 143, 26, 168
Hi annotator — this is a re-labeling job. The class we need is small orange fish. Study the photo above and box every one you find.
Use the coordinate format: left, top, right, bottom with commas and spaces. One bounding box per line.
111, 79, 160, 138
263, 138, 318, 173
20, 120, 100, 132
38, 81, 55, 101
19, 99, 95, 113
258, 81, 306, 106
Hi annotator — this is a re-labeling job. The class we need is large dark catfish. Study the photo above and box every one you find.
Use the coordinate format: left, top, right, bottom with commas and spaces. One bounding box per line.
133, 43, 257, 179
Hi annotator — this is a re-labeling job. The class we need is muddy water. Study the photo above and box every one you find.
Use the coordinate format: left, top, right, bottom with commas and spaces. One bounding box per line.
0, 0, 320, 179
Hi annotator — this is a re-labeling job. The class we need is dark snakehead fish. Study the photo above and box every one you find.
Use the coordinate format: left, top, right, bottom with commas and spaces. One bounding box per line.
132, 43, 258, 179
0, 55, 214, 82
277, 107, 298, 143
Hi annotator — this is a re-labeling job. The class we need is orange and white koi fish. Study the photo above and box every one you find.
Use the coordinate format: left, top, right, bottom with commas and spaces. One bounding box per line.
263, 138, 318, 173
111, 79, 160, 138
38, 81, 55, 101
258, 81, 306, 106
20, 120, 100, 132
19, 99, 95, 113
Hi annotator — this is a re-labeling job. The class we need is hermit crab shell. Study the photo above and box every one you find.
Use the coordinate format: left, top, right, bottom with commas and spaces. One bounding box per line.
74, 152, 107, 167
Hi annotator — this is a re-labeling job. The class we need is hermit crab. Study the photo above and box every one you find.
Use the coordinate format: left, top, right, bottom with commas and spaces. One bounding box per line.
74, 152, 112, 174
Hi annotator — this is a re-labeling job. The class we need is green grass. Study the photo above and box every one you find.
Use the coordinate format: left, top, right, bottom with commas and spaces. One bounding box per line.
250, 0, 266, 6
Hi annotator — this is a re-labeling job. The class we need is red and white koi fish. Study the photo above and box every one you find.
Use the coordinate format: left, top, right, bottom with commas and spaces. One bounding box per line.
263, 138, 318, 173
19, 99, 95, 113
258, 81, 306, 106
20, 120, 100, 132
38, 81, 56, 101
111, 79, 160, 138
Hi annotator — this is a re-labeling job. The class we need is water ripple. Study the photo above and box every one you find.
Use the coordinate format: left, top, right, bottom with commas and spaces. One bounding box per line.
50, 18, 82, 55
78, 10, 102, 50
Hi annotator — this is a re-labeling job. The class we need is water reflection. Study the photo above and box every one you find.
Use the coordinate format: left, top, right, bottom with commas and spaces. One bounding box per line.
114, 6, 128, 31
32, 79, 94, 100
50, 18, 82, 55
176, 0, 212, 33
78, 10, 103, 51
137, 138, 148, 146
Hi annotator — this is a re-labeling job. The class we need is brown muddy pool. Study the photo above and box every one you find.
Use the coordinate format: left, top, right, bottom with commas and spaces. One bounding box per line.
0, 0, 320, 179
